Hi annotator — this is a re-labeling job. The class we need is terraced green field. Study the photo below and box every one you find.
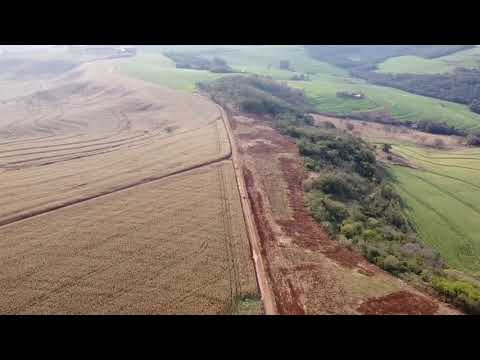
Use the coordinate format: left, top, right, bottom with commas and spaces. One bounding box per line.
377, 46, 480, 74
389, 145, 480, 273
290, 77, 480, 132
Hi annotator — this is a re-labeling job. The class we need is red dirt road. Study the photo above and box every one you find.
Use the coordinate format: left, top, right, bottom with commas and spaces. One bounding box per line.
217, 105, 277, 315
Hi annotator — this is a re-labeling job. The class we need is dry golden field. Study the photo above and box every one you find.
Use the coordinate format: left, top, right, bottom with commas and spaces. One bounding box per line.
0, 60, 230, 225
0, 59, 259, 314
0, 162, 258, 314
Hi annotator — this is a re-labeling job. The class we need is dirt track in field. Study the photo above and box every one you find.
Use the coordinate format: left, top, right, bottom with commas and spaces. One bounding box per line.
0, 59, 260, 314
230, 112, 461, 315
217, 106, 276, 314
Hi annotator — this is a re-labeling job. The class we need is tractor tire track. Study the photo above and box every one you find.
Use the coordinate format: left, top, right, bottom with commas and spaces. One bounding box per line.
395, 182, 480, 264
0, 149, 232, 228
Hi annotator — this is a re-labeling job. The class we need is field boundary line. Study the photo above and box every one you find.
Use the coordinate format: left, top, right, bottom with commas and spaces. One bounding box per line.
0, 153, 231, 229
394, 181, 480, 268
215, 102, 277, 315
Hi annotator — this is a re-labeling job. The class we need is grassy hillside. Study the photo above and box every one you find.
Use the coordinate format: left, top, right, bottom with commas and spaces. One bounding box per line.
305, 45, 475, 69
119, 53, 227, 91
389, 145, 480, 273
290, 77, 480, 132
378, 46, 480, 74
120, 46, 480, 131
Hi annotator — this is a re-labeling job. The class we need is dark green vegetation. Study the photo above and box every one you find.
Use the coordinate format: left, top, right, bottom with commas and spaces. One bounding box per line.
305, 45, 475, 70
432, 276, 480, 314
304, 45, 480, 135
294, 127, 445, 278
352, 68, 480, 118
199, 74, 480, 314
197, 75, 313, 116
164, 52, 234, 73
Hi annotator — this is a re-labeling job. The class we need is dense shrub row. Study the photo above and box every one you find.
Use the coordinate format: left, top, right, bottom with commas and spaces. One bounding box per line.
280, 122, 444, 277
164, 52, 234, 73
197, 75, 314, 116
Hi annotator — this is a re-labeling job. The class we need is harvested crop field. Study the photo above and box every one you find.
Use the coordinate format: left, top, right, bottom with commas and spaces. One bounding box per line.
0, 60, 230, 225
230, 112, 460, 314
0, 59, 260, 314
0, 162, 258, 314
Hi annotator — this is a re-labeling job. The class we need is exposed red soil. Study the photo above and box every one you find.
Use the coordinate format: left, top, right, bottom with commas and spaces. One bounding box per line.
243, 166, 304, 315
232, 111, 460, 315
238, 115, 379, 313
277, 153, 367, 269
357, 291, 439, 315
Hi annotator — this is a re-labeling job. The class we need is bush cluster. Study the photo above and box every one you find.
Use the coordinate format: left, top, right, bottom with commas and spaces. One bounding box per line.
165, 52, 234, 73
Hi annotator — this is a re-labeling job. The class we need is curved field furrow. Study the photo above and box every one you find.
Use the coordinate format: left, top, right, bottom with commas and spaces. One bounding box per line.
397, 145, 480, 161
0, 123, 219, 192
402, 170, 480, 218
394, 147, 480, 172
0, 122, 229, 217
0, 58, 261, 314
394, 181, 480, 266
0, 130, 154, 159
418, 168, 480, 191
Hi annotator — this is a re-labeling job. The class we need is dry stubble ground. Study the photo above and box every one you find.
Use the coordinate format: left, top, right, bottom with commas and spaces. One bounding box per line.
0, 60, 260, 314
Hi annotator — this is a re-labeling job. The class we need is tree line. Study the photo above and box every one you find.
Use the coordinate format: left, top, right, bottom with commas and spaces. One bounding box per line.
164, 52, 234, 73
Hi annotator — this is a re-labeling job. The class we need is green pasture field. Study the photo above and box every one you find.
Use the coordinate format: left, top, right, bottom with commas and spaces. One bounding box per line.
389, 145, 480, 273
377, 46, 480, 74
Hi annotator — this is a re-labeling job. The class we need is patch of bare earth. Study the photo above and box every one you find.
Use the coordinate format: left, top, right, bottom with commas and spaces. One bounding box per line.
231, 112, 461, 315
357, 291, 438, 315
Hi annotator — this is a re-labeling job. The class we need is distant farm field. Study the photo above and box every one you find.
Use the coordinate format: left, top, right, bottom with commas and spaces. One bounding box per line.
377, 46, 480, 74
120, 46, 480, 132
119, 54, 226, 91
389, 145, 480, 273
291, 78, 480, 132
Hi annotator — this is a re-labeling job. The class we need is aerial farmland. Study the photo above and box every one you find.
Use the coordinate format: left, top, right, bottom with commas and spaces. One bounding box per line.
0, 48, 260, 314
2, 45, 480, 315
